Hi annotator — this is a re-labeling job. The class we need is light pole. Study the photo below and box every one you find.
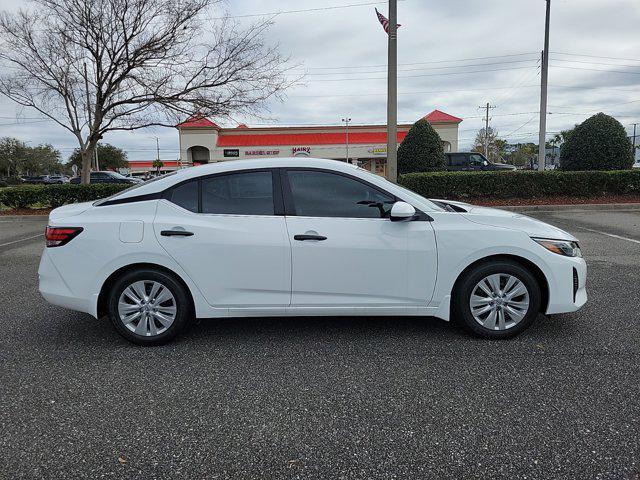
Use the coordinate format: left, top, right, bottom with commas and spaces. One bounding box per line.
386, 0, 398, 183
342, 118, 351, 163
538, 0, 551, 171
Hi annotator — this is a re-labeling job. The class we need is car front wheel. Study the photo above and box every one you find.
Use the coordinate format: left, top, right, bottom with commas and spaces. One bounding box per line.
108, 269, 191, 345
453, 260, 541, 339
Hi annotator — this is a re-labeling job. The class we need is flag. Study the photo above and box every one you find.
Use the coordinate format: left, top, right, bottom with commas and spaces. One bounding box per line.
375, 8, 400, 34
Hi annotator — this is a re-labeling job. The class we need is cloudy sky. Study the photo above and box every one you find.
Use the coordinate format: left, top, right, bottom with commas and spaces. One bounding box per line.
0, 0, 639, 161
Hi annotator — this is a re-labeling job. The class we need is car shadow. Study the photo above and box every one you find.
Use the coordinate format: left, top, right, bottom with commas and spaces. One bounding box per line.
47, 310, 585, 353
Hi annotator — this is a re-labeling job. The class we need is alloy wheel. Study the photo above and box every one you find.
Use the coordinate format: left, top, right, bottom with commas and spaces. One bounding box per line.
117, 280, 177, 336
469, 273, 530, 331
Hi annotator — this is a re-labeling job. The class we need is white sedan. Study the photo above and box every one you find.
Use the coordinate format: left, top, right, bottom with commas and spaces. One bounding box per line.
39, 158, 587, 345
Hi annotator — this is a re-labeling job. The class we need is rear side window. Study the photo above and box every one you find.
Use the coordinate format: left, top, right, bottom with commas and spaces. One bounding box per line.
286, 170, 395, 218
448, 153, 468, 166
202, 171, 274, 215
170, 180, 198, 212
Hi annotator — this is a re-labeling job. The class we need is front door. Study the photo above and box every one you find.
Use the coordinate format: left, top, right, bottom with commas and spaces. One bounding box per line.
154, 170, 291, 308
282, 169, 437, 307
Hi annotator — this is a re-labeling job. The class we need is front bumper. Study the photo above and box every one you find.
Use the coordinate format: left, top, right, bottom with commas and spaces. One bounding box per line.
545, 256, 587, 315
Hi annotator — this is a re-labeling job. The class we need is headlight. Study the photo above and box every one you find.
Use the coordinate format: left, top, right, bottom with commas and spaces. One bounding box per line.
532, 238, 582, 257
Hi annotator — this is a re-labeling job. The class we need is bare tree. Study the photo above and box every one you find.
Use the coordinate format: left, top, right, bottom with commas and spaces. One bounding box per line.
0, 0, 292, 183
473, 127, 506, 163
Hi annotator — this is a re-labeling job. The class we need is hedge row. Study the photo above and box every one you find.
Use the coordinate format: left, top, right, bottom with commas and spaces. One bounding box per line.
2, 170, 640, 209
399, 169, 640, 200
0, 183, 131, 209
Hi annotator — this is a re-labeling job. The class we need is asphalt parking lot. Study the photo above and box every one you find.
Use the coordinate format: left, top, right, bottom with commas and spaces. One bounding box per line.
1, 208, 639, 480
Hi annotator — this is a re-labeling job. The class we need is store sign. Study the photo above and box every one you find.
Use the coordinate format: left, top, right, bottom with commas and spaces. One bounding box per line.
368, 147, 387, 156
292, 146, 311, 156
245, 149, 280, 156
223, 149, 239, 157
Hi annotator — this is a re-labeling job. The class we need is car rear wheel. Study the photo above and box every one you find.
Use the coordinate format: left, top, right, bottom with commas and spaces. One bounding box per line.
453, 260, 541, 339
108, 269, 191, 345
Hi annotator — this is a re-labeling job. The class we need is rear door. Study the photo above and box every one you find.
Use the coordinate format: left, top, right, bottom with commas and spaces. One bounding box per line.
282, 168, 437, 307
154, 169, 291, 308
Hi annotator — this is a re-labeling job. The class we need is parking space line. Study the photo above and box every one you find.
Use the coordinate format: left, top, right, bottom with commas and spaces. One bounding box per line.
573, 226, 640, 245
0, 233, 44, 248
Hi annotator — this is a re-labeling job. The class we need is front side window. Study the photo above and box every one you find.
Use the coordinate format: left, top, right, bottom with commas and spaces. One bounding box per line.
202, 171, 274, 215
287, 170, 395, 218
469, 154, 486, 166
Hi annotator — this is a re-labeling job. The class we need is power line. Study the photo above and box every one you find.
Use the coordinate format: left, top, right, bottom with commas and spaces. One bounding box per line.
295, 59, 540, 76
550, 64, 640, 75
551, 52, 640, 63
302, 52, 540, 70
306, 65, 538, 82
209, 1, 396, 19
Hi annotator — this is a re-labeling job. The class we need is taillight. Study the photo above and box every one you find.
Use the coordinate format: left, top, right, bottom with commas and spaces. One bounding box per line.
45, 226, 83, 247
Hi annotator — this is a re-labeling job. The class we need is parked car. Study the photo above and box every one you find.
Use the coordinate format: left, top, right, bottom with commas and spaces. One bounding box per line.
445, 152, 516, 172
39, 158, 587, 345
21, 175, 46, 184
42, 174, 69, 184
70, 171, 142, 184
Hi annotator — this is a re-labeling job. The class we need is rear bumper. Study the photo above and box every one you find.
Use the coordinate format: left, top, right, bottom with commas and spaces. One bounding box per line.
38, 249, 97, 317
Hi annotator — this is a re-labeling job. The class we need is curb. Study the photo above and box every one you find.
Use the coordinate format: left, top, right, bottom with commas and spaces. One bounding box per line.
493, 203, 640, 213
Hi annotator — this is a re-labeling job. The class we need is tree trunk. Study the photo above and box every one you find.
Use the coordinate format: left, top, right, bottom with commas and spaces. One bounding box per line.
80, 144, 96, 184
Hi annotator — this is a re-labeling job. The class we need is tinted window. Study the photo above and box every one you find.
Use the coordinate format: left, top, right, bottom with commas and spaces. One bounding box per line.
448, 153, 468, 166
202, 171, 274, 215
170, 180, 198, 212
287, 170, 395, 218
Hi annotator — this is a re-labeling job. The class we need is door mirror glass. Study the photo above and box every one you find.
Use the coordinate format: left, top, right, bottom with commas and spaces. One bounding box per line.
390, 201, 416, 221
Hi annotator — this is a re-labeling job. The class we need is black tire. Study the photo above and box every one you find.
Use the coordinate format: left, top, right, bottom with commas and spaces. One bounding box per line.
452, 260, 541, 339
107, 268, 192, 346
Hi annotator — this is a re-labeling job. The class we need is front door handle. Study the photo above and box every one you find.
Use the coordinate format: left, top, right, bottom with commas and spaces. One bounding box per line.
294, 234, 327, 241
161, 230, 194, 237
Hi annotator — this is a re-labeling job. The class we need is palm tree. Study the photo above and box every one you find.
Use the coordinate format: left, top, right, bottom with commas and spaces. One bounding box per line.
152, 159, 164, 175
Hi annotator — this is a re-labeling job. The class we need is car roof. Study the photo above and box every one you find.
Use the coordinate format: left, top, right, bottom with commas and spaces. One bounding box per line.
104, 157, 441, 212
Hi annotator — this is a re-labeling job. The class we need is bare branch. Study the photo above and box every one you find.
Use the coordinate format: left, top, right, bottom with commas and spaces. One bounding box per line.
0, 0, 293, 182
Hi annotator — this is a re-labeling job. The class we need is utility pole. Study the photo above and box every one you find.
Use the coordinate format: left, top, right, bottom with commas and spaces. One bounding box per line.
632, 123, 637, 161
538, 0, 551, 171
342, 118, 351, 163
479, 102, 495, 159
386, 0, 398, 183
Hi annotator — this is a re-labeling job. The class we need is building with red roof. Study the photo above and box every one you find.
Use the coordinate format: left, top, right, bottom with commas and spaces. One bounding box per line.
176, 110, 462, 176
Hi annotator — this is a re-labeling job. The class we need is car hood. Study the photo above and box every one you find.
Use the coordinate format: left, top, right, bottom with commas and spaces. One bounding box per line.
432, 199, 577, 241
49, 201, 94, 221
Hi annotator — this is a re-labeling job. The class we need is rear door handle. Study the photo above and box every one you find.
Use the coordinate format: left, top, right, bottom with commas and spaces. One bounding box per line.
294, 234, 327, 241
161, 230, 194, 237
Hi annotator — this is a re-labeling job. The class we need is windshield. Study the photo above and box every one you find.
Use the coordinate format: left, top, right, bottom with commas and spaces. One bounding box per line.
109, 172, 132, 179
93, 172, 178, 205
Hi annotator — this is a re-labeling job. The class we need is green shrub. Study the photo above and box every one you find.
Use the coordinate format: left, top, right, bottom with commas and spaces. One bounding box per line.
0, 183, 131, 209
397, 119, 446, 174
399, 170, 640, 200
560, 113, 634, 171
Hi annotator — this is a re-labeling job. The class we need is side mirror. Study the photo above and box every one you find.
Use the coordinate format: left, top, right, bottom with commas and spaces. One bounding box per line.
390, 201, 416, 222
